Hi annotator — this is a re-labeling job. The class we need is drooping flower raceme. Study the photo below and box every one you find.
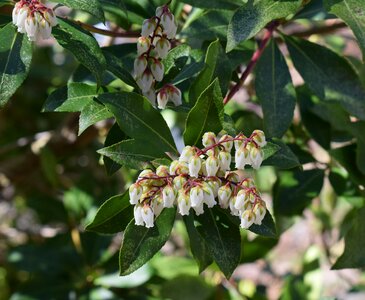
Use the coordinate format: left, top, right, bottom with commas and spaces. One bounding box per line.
133, 5, 181, 108
12, 0, 57, 41
129, 130, 268, 229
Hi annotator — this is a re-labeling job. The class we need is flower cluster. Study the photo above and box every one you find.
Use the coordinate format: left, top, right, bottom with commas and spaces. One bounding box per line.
129, 130, 268, 229
12, 0, 57, 41
134, 5, 181, 109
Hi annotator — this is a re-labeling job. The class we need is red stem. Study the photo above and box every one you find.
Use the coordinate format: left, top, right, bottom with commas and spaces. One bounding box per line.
223, 21, 279, 105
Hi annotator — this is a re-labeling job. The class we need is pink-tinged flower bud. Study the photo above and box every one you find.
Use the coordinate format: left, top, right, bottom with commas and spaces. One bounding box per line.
241, 178, 255, 189
168, 85, 181, 106
166, 19, 178, 39
157, 88, 169, 109
179, 146, 195, 162
253, 202, 266, 225
155, 6, 164, 17
156, 165, 169, 177
234, 133, 247, 150
202, 132, 217, 147
153, 197, 164, 217
229, 197, 240, 216
175, 161, 189, 175
137, 70, 154, 92
138, 169, 154, 186
177, 190, 190, 215
150, 59, 164, 82
137, 37, 150, 55
155, 37, 171, 58
219, 134, 233, 152
134, 205, 144, 226
141, 18, 156, 37
134, 56, 148, 77
234, 189, 248, 210
251, 130, 267, 147
218, 151, 231, 172
142, 205, 154, 228
250, 147, 263, 169
188, 155, 201, 178
143, 88, 156, 106
169, 160, 179, 175
160, 11, 174, 35
173, 175, 187, 190
218, 184, 232, 209
202, 183, 216, 208
190, 186, 204, 208
25, 14, 38, 41
16, 7, 28, 33
235, 145, 251, 170
205, 156, 219, 177
240, 210, 255, 229
129, 183, 143, 204
44, 8, 57, 27
12, 4, 20, 25
162, 185, 176, 208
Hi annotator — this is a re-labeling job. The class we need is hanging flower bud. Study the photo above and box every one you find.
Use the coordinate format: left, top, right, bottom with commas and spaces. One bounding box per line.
166, 19, 178, 39
235, 145, 251, 170
25, 14, 38, 41
150, 59, 164, 82
156, 165, 169, 177
251, 130, 267, 147
141, 205, 154, 228
169, 85, 182, 106
229, 197, 240, 216
189, 155, 201, 178
206, 177, 221, 198
174, 161, 189, 175
155, 6, 164, 18
44, 8, 57, 27
190, 186, 204, 208
202, 132, 217, 148
253, 202, 266, 225
250, 147, 263, 170
160, 11, 174, 35
173, 175, 187, 190
39, 18, 52, 39
143, 88, 156, 106
162, 185, 176, 208
155, 37, 171, 59
234, 133, 246, 150
206, 156, 219, 177
177, 190, 190, 215
129, 183, 143, 204
218, 151, 231, 171
157, 88, 169, 109
141, 18, 156, 37
134, 205, 144, 226
219, 134, 233, 152
218, 184, 232, 209
153, 197, 164, 217
137, 69, 154, 92
179, 146, 195, 162
134, 56, 148, 77
137, 37, 150, 55
202, 183, 216, 208
234, 189, 248, 210
240, 210, 255, 229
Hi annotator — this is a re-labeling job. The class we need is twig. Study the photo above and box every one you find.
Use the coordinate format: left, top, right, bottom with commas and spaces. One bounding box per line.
223, 21, 279, 105
289, 22, 347, 38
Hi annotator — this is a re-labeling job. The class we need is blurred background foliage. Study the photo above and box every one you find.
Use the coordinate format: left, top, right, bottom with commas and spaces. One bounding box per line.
1, 0, 365, 299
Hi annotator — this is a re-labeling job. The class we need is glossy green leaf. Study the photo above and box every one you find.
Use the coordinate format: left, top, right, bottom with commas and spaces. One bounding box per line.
98, 92, 177, 154
189, 39, 220, 104
98, 139, 164, 170
53, 19, 106, 85
333, 207, 365, 269
119, 207, 176, 275
43, 83, 98, 112
50, 0, 105, 22
86, 192, 133, 234
285, 36, 365, 120
195, 207, 241, 278
78, 100, 113, 135
274, 169, 325, 216
183, 214, 213, 273
0, 23, 32, 108
324, 0, 365, 60
226, 0, 301, 52
263, 139, 301, 169
262, 141, 281, 161
184, 79, 224, 147
256, 40, 296, 138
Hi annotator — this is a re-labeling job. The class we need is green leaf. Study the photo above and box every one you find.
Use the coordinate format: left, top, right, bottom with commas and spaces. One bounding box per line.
0, 23, 32, 108
333, 207, 365, 269
86, 192, 133, 234
181, 0, 242, 9
348, 121, 365, 175
103, 123, 126, 175
184, 79, 224, 147
274, 169, 325, 216
226, 0, 301, 52
78, 100, 113, 135
97, 92, 177, 154
285, 36, 365, 120
98, 139, 164, 170
189, 39, 220, 104
50, 0, 105, 22
119, 207, 176, 275
195, 207, 241, 278
43, 83, 98, 112
263, 139, 301, 169
183, 214, 213, 273
324, 0, 365, 60
249, 211, 277, 238
256, 40, 296, 138
262, 141, 281, 161
53, 19, 106, 85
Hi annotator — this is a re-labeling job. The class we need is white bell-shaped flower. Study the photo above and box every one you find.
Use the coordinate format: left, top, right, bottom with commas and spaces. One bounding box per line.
252, 130, 267, 148
218, 184, 232, 209
156, 165, 169, 177
234, 189, 248, 210
39, 18, 52, 39
179, 146, 195, 162
160, 12, 174, 35
137, 70, 154, 92
134, 56, 148, 77
169, 85, 182, 106
177, 190, 190, 215
219, 134, 233, 152
44, 8, 58, 27
157, 89, 169, 109
137, 37, 151, 55
234, 134, 246, 150
173, 175, 187, 190
166, 20, 178, 39
15, 7, 28, 33
202, 185, 216, 208
240, 210, 255, 229
25, 15, 38, 41
155, 37, 171, 58
141, 18, 156, 37
188, 155, 201, 178
250, 147, 263, 170
235, 145, 251, 170
202, 132, 217, 147
143, 88, 156, 106
229, 197, 240, 216
152, 197, 164, 217
253, 202, 266, 225
150, 59, 164, 82
205, 156, 219, 177
141, 206, 154, 228
129, 183, 142, 204
193, 203, 204, 216
162, 185, 176, 208
218, 151, 231, 172
134, 205, 144, 226
190, 186, 204, 208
